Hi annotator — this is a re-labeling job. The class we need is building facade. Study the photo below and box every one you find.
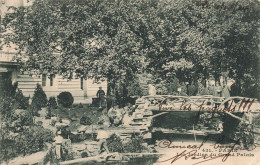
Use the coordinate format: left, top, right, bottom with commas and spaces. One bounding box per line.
0, 50, 107, 103
0, 0, 107, 103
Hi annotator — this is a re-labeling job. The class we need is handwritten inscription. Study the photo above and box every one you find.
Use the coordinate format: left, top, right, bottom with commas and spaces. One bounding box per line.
158, 98, 255, 117
157, 136, 256, 165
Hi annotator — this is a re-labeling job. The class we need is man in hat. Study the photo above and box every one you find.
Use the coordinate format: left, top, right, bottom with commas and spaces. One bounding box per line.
96, 86, 105, 108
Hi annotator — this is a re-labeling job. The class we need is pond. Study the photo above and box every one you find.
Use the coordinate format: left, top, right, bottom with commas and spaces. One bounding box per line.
75, 156, 159, 165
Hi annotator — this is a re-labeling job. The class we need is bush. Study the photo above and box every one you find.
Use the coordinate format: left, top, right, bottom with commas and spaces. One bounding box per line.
107, 134, 124, 153
29, 103, 40, 117
15, 90, 29, 109
123, 136, 144, 153
12, 110, 33, 128
106, 134, 145, 153
0, 96, 15, 121
81, 152, 89, 158
126, 79, 143, 97
0, 81, 18, 121
48, 97, 57, 109
31, 84, 48, 110
0, 125, 55, 161
57, 92, 74, 107
46, 97, 57, 119
187, 82, 198, 96
0, 79, 17, 98
167, 77, 180, 94
80, 116, 92, 125
14, 126, 54, 155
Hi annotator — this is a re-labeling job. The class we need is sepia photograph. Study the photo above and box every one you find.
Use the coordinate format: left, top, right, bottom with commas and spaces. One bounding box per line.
0, 0, 260, 164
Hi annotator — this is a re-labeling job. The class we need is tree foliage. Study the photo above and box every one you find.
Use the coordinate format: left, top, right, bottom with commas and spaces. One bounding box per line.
2, 0, 259, 98
31, 84, 47, 110
57, 91, 74, 107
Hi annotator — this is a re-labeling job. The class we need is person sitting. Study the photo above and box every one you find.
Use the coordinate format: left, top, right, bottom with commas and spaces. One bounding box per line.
96, 130, 110, 154
107, 105, 125, 126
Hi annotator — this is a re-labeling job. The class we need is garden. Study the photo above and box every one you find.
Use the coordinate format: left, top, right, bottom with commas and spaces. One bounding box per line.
0, 78, 154, 164
0, 80, 54, 164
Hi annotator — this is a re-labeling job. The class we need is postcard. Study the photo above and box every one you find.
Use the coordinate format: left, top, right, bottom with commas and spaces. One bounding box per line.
0, 0, 259, 165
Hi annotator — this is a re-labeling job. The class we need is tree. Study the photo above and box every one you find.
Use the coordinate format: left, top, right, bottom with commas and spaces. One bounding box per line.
2, 0, 259, 99
31, 84, 47, 110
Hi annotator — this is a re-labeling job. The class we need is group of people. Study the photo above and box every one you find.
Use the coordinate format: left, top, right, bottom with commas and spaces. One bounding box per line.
54, 129, 110, 160
206, 82, 231, 100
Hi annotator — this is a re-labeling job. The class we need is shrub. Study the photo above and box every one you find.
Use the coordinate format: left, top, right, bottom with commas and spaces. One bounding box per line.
107, 134, 124, 153
12, 126, 54, 156
0, 96, 15, 121
81, 152, 88, 158
188, 82, 198, 96
12, 110, 33, 127
167, 77, 180, 94
0, 79, 17, 98
0, 81, 18, 121
123, 136, 144, 153
15, 90, 29, 109
46, 97, 57, 119
0, 129, 16, 163
80, 116, 92, 125
31, 84, 48, 110
57, 92, 74, 108
29, 103, 40, 116
126, 79, 143, 97
155, 80, 168, 95
48, 97, 57, 109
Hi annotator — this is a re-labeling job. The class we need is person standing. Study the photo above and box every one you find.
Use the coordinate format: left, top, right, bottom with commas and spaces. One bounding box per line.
213, 82, 222, 97
54, 131, 64, 159
222, 83, 231, 99
148, 84, 156, 96
222, 83, 231, 108
96, 87, 105, 108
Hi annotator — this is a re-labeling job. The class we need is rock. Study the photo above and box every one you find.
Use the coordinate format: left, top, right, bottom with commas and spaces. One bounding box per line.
107, 152, 122, 161
77, 125, 88, 132
51, 117, 58, 121
62, 119, 71, 125
55, 122, 69, 128
72, 144, 86, 152
143, 133, 152, 139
